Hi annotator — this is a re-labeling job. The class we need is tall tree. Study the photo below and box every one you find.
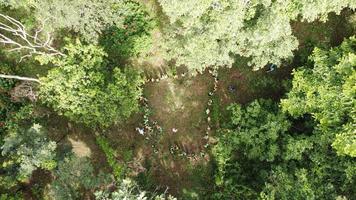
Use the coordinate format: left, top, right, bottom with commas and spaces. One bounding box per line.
212, 98, 356, 199
158, 0, 355, 73
38, 40, 143, 128
1, 0, 127, 42
1, 0, 157, 44
281, 36, 356, 157
0, 13, 63, 61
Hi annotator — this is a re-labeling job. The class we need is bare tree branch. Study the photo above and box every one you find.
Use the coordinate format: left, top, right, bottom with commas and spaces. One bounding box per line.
0, 13, 64, 61
0, 74, 40, 83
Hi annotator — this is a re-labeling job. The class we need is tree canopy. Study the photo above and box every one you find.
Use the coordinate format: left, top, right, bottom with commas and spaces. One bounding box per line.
1, 123, 56, 185
0, 0, 355, 199
211, 38, 356, 199
1, 0, 128, 42
213, 97, 356, 199
38, 41, 143, 127
281, 36, 356, 157
158, 0, 356, 73
49, 155, 111, 200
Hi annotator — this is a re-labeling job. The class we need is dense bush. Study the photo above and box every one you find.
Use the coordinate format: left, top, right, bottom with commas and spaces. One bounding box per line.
212, 99, 292, 199
213, 95, 356, 199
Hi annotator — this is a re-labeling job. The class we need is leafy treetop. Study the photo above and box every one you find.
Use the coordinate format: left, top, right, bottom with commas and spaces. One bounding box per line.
158, 0, 355, 73
281, 36, 356, 157
39, 40, 143, 128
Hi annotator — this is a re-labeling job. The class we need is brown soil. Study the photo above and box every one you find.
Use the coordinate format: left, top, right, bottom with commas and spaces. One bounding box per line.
103, 72, 214, 196
143, 73, 213, 194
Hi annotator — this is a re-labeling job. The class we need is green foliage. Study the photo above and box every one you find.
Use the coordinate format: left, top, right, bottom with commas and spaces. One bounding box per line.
39, 40, 143, 128
212, 99, 292, 199
0, 76, 37, 190
283, 136, 313, 161
333, 123, 356, 158
0, 78, 15, 91
0, 193, 23, 200
291, 0, 356, 22
0, 80, 20, 135
1, 123, 56, 183
158, 0, 355, 73
220, 100, 290, 162
49, 155, 111, 200
0, 62, 20, 115
259, 168, 315, 200
30, 183, 45, 200
96, 136, 125, 179
281, 36, 356, 157
14, 0, 126, 42
1, 0, 155, 43
0, 64, 16, 91
212, 97, 356, 199
349, 13, 356, 30
0, 0, 33, 9
1, 1, 355, 199
100, 0, 154, 62
4, 104, 34, 131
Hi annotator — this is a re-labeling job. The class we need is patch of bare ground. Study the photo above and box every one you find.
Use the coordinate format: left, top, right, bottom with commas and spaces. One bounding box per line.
143, 73, 213, 194
104, 72, 214, 195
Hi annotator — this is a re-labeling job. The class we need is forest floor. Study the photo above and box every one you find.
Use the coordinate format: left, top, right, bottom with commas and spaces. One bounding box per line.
104, 73, 214, 195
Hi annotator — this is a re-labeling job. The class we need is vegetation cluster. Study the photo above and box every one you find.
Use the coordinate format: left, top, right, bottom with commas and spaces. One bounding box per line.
0, 0, 355, 199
